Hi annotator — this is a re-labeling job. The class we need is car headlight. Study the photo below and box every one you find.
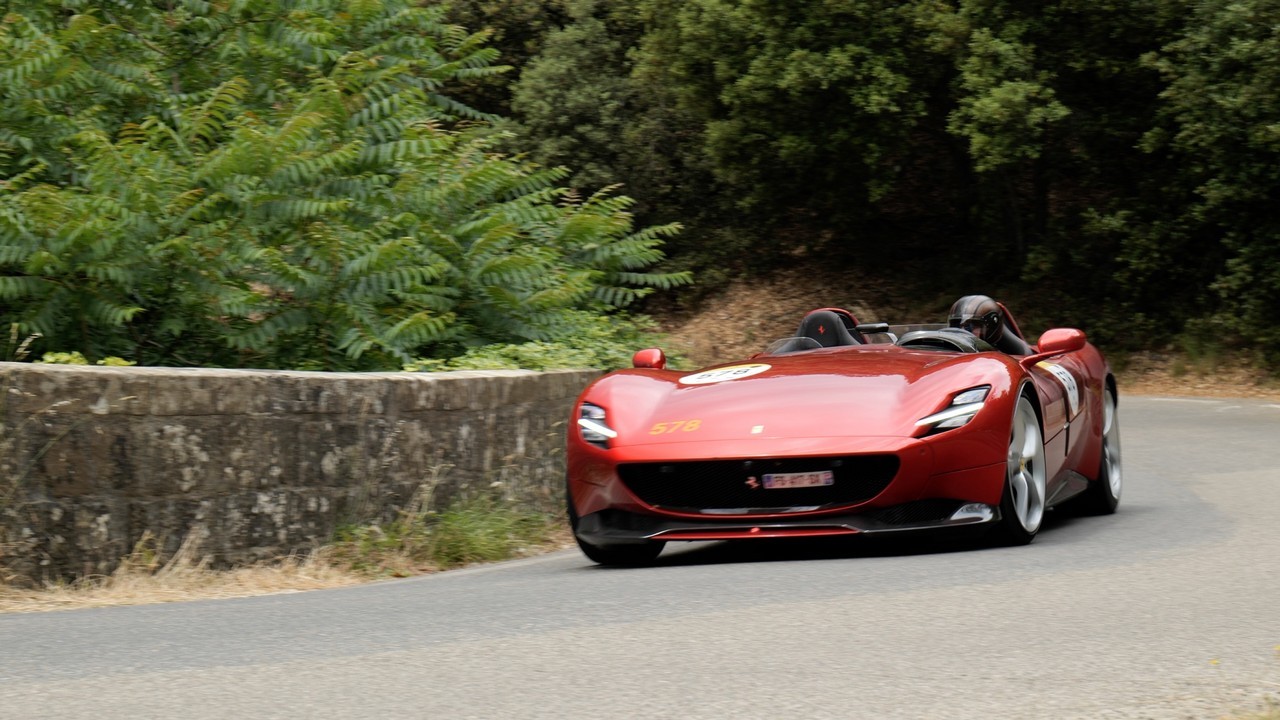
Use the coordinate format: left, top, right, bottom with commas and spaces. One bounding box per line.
915, 385, 991, 435
577, 402, 617, 447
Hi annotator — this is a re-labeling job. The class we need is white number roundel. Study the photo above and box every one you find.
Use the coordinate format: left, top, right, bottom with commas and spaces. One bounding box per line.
678, 363, 772, 385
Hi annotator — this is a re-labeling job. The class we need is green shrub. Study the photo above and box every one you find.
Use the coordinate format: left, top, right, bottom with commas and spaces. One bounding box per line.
328, 494, 559, 576
427, 498, 555, 569
404, 311, 682, 371
37, 352, 89, 365
35, 351, 134, 366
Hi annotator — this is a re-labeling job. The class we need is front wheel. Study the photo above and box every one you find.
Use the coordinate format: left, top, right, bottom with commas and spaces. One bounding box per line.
567, 479, 665, 566
574, 536, 666, 566
993, 393, 1047, 546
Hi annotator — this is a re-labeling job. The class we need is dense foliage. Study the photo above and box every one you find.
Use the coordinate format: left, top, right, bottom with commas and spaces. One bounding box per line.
476, 0, 1280, 366
5, 0, 1280, 369
0, 0, 687, 369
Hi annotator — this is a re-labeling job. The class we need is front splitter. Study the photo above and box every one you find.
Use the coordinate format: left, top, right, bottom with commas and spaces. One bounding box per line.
575, 503, 998, 544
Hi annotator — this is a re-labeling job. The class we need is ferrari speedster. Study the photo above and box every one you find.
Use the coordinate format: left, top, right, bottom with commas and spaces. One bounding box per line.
566, 305, 1122, 565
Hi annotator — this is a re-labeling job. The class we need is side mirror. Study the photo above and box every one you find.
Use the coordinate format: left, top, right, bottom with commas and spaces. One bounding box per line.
632, 348, 667, 369
1036, 328, 1086, 355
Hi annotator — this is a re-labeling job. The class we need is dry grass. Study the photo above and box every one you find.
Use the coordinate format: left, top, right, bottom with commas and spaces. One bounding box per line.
0, 534, 363, 614
657, 267, 1280, 400
0, 559, 363, 614
1228, 700, 1280, 720
655, 266, 884, 368
0, 522, 575, 615
1116, 351, 1280, 400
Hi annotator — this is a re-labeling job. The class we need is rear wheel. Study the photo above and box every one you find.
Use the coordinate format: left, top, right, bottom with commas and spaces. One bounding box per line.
1078, 386, 1122, 515
994, 393, 1046, 546
566, 479, 665, 566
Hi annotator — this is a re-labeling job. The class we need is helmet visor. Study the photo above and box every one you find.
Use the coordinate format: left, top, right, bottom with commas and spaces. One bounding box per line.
958, 319, 986, 337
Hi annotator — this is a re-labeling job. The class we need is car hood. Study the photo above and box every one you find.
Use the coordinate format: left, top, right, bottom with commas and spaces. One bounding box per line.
585, 347, 1017, 447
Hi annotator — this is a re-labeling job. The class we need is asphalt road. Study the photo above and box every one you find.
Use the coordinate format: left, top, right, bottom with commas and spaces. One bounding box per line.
2, 396, 1278, 719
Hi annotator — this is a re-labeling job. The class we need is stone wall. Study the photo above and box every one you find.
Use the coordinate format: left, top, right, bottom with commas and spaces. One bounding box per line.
0, 362, 600, 581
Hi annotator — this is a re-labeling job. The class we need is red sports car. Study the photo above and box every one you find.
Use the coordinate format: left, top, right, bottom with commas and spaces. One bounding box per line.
566, 303, 1122, 565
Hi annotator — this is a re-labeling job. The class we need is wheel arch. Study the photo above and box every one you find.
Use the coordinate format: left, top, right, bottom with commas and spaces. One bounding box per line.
1017, 378, 1045, 435
1097, 373, 1118, 445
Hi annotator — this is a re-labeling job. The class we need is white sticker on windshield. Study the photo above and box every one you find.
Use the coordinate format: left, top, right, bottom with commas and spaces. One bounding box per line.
1037, 361, 1080, 417
679, 363, 772, 385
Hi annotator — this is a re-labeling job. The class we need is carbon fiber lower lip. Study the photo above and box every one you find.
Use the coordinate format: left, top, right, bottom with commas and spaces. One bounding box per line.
649, 512, 996, 540
575, 503, 998, 544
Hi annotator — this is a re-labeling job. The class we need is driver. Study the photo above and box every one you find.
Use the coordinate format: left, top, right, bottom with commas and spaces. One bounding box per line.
948, 295, 1032, 354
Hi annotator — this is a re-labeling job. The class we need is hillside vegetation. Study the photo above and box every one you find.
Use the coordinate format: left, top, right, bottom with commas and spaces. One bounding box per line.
3, 0, 1280, 372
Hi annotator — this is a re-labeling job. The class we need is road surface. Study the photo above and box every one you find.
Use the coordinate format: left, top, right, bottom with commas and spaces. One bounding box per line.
2, 396, 1278, 719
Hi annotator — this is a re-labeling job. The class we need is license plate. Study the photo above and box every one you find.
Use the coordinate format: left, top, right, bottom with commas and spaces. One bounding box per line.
762, 470, 834, 489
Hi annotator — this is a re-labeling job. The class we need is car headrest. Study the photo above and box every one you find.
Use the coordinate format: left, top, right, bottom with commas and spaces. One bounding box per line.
796, 310, 863, 347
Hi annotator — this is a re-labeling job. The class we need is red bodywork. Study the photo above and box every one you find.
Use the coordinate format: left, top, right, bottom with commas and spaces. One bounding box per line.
567, 314, 1114, 548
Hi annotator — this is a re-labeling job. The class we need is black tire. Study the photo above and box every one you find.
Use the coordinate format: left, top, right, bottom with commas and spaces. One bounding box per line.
574, 536, 665, 566
566, 478, 665, 566
993, 392, 1047, 546
1078, 385, 1122, 515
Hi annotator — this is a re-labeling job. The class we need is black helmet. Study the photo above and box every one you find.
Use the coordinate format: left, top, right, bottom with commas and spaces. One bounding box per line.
948, 295, 1002, 341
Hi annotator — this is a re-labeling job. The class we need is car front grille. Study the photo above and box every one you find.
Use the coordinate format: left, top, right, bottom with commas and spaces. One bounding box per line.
617, 455, 899, 514
867, 499, 963, 526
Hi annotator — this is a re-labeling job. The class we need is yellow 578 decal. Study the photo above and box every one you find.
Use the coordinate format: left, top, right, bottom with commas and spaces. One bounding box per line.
649, 419, 703, 435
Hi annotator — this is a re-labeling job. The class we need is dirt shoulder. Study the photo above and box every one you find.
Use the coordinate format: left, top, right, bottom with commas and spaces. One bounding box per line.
654, 268, 1280, 401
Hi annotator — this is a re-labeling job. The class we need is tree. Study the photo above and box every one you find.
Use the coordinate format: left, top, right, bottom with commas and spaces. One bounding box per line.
0, 0, 688, 369
1136, 0, 1280, 362
509, 0, 644, 192
440, 0, 570, 117
632, 0, 944, 258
